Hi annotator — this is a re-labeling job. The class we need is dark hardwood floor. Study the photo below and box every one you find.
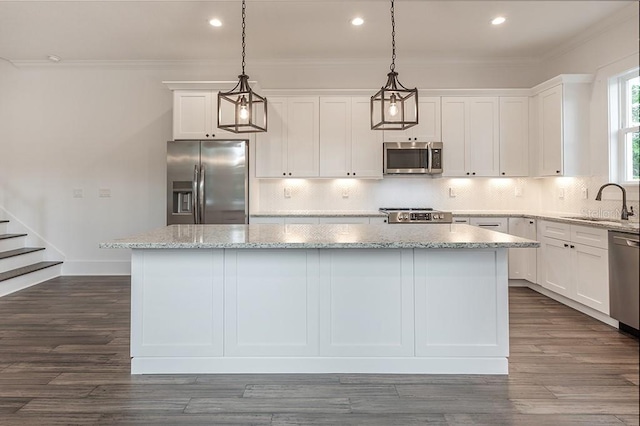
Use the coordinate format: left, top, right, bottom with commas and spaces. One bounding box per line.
0, 276, 637, 425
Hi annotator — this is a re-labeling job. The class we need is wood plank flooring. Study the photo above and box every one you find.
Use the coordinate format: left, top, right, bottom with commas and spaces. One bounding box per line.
0, 276, 637, 425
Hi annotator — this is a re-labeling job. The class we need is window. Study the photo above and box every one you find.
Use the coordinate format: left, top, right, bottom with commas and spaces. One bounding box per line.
612, 69, 640, 184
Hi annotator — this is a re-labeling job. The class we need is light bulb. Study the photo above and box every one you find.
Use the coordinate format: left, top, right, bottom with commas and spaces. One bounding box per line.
238, 96, 249, 120
388, 94, 398, 117
239, 105, 249, 120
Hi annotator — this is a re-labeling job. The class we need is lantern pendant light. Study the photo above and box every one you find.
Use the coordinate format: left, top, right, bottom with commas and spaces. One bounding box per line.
218, 0, 267, 133
371, 0, 418, 130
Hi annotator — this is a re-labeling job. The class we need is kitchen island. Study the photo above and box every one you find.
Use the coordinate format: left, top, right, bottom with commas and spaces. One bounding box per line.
101, 223, 538, 375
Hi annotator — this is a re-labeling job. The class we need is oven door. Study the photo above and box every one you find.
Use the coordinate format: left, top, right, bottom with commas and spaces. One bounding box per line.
383, 142, 430, 174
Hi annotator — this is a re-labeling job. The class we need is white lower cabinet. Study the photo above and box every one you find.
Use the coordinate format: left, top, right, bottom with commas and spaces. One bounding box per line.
507, 218, 537, 282
319, 249, 414, 356
537, 221, 609, 314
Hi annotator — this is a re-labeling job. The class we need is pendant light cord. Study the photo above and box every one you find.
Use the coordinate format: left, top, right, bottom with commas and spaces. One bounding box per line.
390, 0, 396, 72
241, 0, 246, 75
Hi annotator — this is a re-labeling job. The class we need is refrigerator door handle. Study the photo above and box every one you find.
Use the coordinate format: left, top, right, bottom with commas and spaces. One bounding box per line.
199, 164, 206, 224
193, 165, 199, 224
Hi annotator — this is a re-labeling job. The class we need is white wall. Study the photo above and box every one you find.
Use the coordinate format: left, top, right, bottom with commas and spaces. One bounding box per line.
0, 3, 638, 275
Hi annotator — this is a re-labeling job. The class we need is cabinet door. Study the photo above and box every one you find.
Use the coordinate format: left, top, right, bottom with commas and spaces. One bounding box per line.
287, 97, 320, 177
508, 218, 527, 279
383, 97, 441, 142
441, 97, 467, 176
572, 243, 609, 314
173, 91, 214, 140
467, 97, 499, 177
538, 85, 563, 176
538, 236, 572, 298
319, 97, 351, 178
351, 97, 383, 178
499, 97, 529, 176
256, 97, 288, 178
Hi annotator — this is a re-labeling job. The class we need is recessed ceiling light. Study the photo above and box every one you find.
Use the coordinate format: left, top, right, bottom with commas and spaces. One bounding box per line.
209, 18, 222, 27
351, 17, 364, 26
491, 16, 506, 25
47, 55, 61, 62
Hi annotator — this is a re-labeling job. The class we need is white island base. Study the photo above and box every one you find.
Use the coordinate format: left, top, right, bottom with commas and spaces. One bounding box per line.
130, 247, 509, 375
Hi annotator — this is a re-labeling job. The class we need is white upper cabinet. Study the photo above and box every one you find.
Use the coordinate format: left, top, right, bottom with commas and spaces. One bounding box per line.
319, 97, 383, 178
172, 90, 237, 140
499, 97, 529, 177
255, 97, 320, 178
442, 97, 499, 177
383, 97, 441, 142
532, 75, 592, 176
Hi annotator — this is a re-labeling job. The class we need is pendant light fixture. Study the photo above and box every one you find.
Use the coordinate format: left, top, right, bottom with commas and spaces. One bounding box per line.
218, 0, 267, 133
371, 0, 418, 130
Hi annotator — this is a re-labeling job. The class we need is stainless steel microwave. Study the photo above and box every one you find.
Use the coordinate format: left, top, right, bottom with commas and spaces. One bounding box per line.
383, 142, 443, 175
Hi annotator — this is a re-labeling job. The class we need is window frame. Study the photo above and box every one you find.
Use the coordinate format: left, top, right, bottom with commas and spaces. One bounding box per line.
610, 68, 639, 185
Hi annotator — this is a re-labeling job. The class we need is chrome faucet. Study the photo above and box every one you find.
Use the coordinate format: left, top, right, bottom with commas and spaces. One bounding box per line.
595, 183, 635, 220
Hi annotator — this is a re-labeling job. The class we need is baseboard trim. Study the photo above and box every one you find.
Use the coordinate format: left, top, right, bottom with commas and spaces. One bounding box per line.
62, 261, 131, 276
525, 282, 619, 328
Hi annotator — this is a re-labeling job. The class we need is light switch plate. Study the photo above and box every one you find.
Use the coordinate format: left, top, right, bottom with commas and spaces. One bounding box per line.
558, 188, 565, 199
99, 188, 111, 198
342, 188, 349, 198
449, 187, 456, 198
514, 187, 523, 197
284, 187, 291, 198
73, 188, 83, 198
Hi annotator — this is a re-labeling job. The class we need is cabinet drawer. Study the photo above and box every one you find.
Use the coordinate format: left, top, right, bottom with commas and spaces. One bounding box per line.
470, 217, 508, 233
539, 221, 571, 240
570, 225, 608, 249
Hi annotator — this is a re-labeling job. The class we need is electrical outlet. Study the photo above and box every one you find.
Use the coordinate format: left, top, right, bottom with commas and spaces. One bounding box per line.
558, 188, 565, 199
284, 187, 291, 198
581, 188, 588, 200
449, 187, 456, 198
99, 188, 111, 198
73, 188, 83, 198
514, 187, 523, 197
342, 188, 349, 198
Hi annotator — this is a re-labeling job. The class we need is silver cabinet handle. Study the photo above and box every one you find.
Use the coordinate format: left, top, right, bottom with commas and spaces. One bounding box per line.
199, 165, 205, 224
478, 224, 500, 227
193, 165, 199, 224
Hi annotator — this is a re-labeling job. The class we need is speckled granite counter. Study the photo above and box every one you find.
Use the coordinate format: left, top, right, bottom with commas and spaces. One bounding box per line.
100, 223, 538, 250
451, 210, 639, 234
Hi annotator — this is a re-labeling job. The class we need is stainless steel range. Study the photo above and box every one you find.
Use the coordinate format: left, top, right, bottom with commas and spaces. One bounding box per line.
379, 207, 453, 224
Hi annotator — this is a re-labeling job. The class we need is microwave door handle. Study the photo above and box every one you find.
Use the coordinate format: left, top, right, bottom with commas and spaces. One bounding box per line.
427, 145, 433, 173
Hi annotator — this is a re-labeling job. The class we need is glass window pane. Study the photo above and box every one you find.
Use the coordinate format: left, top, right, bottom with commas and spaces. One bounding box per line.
625, 130, 640, 181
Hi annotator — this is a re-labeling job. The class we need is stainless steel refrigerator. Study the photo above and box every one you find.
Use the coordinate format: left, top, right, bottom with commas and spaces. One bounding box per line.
167, 140, 248, 225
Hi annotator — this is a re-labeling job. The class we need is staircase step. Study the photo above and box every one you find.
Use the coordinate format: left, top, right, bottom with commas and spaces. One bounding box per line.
0, 233, 26, 240
0, 247, 45, 260
0, 234, 27, 251
0, 261, 63, 283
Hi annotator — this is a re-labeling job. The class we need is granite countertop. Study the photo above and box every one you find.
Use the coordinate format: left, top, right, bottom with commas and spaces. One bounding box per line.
100, 223, 539, 250
451, 210, 640, 234
251, 210, 387, 217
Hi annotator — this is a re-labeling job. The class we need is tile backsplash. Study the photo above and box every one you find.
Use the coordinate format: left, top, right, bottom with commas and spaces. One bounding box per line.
254, 175, 639, 219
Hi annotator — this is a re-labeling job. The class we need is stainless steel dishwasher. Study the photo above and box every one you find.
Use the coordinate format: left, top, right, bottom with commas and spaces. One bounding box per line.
609, 231, 639, 336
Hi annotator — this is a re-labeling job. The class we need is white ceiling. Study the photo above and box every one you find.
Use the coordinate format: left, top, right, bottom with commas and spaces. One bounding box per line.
0, 0, 636, 64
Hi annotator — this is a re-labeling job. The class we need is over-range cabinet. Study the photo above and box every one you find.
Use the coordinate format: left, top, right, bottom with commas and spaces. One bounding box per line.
167, 140, 249, 225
